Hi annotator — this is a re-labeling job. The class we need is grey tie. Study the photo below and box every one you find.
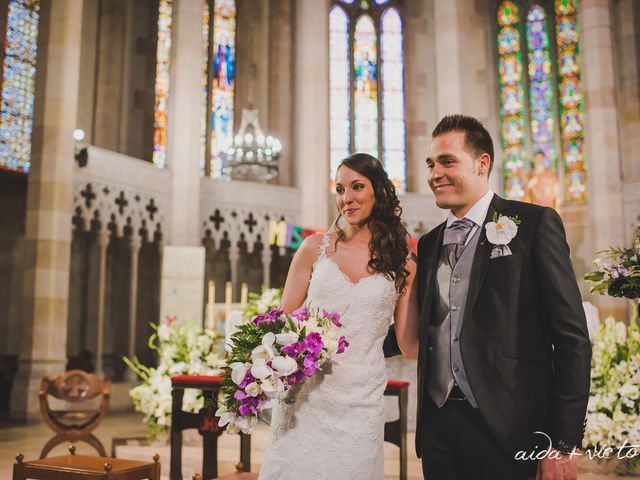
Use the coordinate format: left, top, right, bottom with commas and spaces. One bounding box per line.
443, 218, 476, 267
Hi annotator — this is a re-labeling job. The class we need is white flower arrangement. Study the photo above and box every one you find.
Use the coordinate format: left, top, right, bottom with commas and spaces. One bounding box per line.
123, 318, 225, 439
243, 287, 283, 320
584, 309, 640, 466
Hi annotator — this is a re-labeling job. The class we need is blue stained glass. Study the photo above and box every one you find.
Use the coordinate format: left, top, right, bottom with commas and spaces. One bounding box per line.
499, 26, 520, 54
0, 0, 40, 173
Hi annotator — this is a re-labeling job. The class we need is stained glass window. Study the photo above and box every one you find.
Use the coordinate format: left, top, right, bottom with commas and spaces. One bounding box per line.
381, 8, 405, 191
497, 1, 527, 200
526, 6, 557, 171
152, 0, 173, 168
555, 0, 586, 203
200, 0, 210, 174
354, 15, 378, 157
0, 0, 40, 173
329, 0, 406, 192
329, 6, 350, 185
207, 0, 236, 178
496, 0, 586, 206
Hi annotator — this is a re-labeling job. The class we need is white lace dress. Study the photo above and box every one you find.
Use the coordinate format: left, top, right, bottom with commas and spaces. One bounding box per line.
258, 235, 398, 480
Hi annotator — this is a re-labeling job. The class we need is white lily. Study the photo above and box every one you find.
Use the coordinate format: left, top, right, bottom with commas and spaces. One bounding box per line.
271, 355, 298, 376
485, 215, 518, 245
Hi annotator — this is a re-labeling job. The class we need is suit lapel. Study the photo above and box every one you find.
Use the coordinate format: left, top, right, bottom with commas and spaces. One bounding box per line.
462, 194, 509, 327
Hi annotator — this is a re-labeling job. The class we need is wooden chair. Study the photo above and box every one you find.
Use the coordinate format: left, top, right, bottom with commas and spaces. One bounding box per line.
384, 379, 410, 480
193, 472, 258, 480
38, 369, 111, 458
13, 445, 160, 480
170, 375, 251, 480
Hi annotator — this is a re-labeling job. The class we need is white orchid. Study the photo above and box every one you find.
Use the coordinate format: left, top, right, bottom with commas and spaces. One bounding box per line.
230, 362, 250, 385
250, 358, 273, 379
251, 332, 277, 361
234, 415, 258, 435
276, 332, 299, 346
271, 355, 298, 376
485, 215, 518, 245
260, 377, 285, 398
245, 382, 262, 397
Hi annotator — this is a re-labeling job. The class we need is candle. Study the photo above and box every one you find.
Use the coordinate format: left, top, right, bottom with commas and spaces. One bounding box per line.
240, 283, 248, 309
207, 281, 215, 331
225, 281, 232, 318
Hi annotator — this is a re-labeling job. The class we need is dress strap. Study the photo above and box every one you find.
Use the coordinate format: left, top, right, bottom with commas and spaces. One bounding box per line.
318, 233, 331, 258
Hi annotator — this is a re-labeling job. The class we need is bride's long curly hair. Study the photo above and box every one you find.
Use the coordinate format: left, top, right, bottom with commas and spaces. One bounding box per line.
335, 153, 410, 294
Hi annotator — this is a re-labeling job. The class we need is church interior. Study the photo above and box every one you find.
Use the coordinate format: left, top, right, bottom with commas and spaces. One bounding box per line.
0, 0, 639, 478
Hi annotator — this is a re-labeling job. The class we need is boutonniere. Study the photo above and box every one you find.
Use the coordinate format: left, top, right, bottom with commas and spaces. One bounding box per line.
484, 212, 521, 258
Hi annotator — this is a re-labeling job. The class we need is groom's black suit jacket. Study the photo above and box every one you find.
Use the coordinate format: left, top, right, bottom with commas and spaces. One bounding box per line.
387, 194, 592, 460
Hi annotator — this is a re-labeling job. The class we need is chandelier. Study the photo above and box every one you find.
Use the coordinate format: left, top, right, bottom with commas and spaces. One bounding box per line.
222, 109, 282, 181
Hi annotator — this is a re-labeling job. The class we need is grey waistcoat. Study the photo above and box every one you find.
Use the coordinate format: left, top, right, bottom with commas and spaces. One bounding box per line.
426, 226, 481, 408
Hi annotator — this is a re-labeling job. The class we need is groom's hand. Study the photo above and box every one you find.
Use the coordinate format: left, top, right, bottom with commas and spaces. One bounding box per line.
536, 449, 577, 480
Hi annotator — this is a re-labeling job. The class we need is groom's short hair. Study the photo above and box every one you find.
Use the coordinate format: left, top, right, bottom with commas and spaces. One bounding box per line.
432, 114, 494, 175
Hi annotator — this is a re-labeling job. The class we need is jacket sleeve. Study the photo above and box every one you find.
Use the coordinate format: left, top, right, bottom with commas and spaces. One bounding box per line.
383, 324, 401, 358
532, 207, 591, 446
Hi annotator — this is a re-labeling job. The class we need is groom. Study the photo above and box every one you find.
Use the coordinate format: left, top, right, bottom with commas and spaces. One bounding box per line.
413, 115, 591, 479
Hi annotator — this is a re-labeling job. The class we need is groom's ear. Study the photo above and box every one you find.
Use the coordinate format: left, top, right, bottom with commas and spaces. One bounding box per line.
475, 153, 491, 177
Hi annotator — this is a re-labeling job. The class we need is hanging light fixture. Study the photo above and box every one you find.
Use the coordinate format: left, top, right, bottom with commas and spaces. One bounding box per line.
222, 109, 281, 181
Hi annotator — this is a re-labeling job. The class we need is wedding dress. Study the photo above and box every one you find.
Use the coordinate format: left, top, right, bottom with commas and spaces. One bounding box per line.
258, 234, 398, 480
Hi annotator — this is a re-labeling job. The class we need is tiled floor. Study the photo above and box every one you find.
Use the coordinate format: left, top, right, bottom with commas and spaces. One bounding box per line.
0, 412, 634, 479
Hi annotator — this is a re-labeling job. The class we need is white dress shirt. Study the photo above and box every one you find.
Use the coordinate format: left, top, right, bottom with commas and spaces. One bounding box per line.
445, 190, 494, 246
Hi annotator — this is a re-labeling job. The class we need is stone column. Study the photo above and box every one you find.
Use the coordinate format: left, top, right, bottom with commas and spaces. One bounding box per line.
166, 0, 204, 246
10, 0, 83, 422
268, 0, 294, 187
293, 0, 330, 228
581, 0, 627, 319
433, 0, 463, 117
126, 235, 141, 382
95, 228, 110, 374
261, 244, 272, 288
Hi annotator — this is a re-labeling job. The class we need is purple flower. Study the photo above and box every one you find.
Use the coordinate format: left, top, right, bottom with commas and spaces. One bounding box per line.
238, 371, 256, 389
303, 354, 319, 376
287, 370, 306, 385
281, 341, 304, 357
234, 389, 247, 401
291, 307, 310, 323
337, 336, 349, 354
238, 396, 260, 417
253, 309, 286, 326
323, 309, 343, 327
304, 332, 324, 355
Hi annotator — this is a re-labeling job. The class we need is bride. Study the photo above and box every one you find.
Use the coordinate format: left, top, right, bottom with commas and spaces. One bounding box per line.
258, 153, 419, 479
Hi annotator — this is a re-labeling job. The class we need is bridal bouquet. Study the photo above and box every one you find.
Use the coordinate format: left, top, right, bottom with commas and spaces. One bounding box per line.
216, 306, 349, 434
584, 227, 640, 300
